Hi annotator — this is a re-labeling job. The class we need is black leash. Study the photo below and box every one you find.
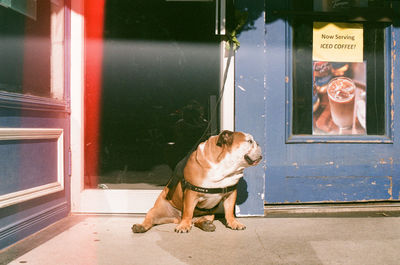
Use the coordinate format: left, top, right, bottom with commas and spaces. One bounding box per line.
188, 44, 235, 154
165, 44, 235, 200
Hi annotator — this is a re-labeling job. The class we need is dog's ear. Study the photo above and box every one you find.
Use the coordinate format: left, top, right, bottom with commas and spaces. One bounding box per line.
216, 130, 234, 147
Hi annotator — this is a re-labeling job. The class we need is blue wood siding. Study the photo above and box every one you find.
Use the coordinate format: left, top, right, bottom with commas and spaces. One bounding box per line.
235, 0, 266, 216
263, 7, 400, 204
235, 0, 400, 214
281, 176, 392, 202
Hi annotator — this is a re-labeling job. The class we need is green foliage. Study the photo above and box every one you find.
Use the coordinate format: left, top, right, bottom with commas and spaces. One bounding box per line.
224, 9, 248, 51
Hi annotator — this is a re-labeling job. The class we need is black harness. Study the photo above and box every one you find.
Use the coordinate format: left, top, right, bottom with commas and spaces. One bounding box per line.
165, 153, 238, 214
181, 178, 238, 194
181, 178, 237, 213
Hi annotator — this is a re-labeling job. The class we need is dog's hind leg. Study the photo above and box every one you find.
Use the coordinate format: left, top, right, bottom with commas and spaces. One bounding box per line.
132, 189, 180, 233
194, 215, 216, 232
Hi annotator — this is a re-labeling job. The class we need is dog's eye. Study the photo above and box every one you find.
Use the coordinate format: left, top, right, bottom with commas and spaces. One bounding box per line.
248, 140, 253, 144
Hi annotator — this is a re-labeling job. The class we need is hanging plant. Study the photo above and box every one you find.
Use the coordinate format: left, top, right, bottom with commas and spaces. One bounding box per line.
224, 9, 249, 51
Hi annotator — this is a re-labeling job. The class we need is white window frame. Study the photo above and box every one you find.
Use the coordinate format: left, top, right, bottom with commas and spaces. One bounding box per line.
70, 0, 234, 213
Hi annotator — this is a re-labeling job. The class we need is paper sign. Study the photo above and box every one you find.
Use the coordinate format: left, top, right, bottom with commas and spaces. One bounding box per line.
313, 22, 363, 62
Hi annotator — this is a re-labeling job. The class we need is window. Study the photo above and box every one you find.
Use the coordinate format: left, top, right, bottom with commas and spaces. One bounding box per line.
0, 0, 64, 99
290, 0, 390, 136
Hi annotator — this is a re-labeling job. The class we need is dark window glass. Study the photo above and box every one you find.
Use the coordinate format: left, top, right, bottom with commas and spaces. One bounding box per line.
84, 0, 221, 189
0, 1, 64, 99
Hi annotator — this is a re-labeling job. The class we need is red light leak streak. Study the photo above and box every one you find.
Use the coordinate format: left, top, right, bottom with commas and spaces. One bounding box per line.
84, 0, 105, 187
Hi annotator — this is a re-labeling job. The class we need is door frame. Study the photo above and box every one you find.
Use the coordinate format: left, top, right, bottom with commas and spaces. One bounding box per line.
69, 0, 235, 213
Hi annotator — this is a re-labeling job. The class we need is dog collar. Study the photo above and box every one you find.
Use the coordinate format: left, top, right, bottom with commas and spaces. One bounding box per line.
181, 178, 237, 194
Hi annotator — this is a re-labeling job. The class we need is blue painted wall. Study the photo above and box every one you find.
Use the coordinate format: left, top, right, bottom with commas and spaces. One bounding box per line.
235, 0, 266, 216
264, 3, 399, 204
235, 0, 400, 214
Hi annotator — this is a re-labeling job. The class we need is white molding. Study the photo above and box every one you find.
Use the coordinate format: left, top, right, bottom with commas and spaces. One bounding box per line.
70, 0, 85, 212
0, 128, 64, 208
77, 189, 161, 214
0, 128, 63, 140
220, 42, 235, 131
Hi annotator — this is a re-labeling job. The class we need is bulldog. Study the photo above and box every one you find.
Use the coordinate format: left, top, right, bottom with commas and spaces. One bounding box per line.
131, 130, 262, 233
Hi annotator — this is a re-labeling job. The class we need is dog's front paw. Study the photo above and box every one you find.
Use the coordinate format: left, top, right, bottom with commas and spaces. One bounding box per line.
132, 224, 147, 233
174, 221, 192, 233
226, 219, 246, 230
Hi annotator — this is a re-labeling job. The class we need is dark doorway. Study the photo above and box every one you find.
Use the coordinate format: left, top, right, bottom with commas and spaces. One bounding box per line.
85, 0, 221, 189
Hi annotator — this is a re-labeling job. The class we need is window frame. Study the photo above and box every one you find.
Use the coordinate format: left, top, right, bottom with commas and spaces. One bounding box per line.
0, 0, 65, 102
285, 20, 394, 144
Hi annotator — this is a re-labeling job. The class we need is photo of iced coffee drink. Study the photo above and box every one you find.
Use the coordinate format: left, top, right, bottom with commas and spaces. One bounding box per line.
327, 77, 356, 131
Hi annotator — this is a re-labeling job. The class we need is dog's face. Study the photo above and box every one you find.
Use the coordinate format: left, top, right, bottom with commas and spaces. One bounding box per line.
216, 130, 262, 167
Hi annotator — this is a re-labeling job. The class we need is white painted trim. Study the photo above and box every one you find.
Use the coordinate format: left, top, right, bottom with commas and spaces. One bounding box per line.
0, 128, 64, 208
220, 42, 235, 131
0, 128, 63, 140
77, 189, 161, 214
70, 0, 85, 212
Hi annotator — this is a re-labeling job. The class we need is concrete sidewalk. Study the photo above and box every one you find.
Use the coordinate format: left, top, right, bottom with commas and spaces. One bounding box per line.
1, 212, 400, 265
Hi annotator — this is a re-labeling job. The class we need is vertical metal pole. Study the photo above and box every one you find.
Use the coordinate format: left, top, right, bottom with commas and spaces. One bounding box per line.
215, 0, 226, 35
215, 0, 220, 34
220, 0, 226, 35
